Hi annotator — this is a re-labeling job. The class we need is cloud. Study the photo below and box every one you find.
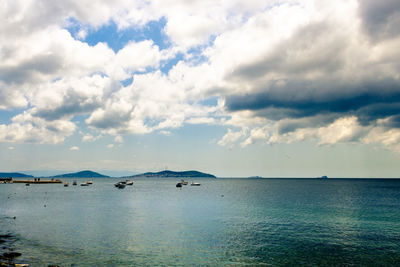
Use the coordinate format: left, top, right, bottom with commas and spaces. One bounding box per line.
186, 117, 216, 125
241, 126, 269, 147
159, 130, 172, 136
0, 111, 76, 144
0, 82, 28, 109
32, 75, 112, 121
358, 0, 400, 42
85, 70, 218, 135
114, 135, 123, 143
1, 0, 400, 154
217, 128, 246, 149
70, 146, 80, 151
207, 0, 400, 151
82, 133, 101, 142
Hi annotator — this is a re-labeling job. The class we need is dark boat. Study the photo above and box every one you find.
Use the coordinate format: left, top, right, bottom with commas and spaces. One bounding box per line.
176, 182, 182, 188
114, 182, 126, 189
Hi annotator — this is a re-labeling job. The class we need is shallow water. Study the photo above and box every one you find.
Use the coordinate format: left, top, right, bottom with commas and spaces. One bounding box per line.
1, 178, 400, 266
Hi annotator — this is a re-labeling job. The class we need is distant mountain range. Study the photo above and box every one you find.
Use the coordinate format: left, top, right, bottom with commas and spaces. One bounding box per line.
53, 170, 110, 178
1, 170, 216, 178
130, 170, 216, 178
0, 172, 33, 178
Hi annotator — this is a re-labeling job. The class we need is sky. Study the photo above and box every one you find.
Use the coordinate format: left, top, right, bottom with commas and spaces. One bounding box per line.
1, 0, 400, 178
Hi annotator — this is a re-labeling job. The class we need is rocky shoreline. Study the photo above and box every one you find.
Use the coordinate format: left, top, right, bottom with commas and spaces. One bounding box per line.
1, 233, 61, 267
0, 234, 26, 267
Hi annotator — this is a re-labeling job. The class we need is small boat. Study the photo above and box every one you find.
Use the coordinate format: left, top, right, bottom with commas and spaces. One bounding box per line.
126, 180, 133, 185
25, 183, 30, 186
191, 182, 201, 186
181, 179, 188, 185
114, 182, 126, 188
80, 182, 89, 186
114, 182, 125, 189
64, 182, 69, 187
73, 180, 77, 185
176, 182, 182, 188
86, 181, 93, 184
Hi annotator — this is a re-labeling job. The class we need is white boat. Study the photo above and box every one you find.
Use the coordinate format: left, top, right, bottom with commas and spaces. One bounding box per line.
80, 182, 89, 186
86, 180, 93, 184
64, 182, 69, 187
191, 182, 201, 186
181, 179, 188, 185
126, 180, 133, 185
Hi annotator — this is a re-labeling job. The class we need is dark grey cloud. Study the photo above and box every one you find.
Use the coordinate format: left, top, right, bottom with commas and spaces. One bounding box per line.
276, 114, 338, 135
0, 53, 63, 84
359, 0, 400, 41
225, 78, 400, 131
86, 108, 132, 130
33, 90, 102, 121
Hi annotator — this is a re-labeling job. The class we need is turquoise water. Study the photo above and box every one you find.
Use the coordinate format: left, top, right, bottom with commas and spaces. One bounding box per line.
1, 178, 400, 266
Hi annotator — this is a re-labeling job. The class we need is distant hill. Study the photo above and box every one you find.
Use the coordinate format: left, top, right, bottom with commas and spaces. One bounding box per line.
0, 172, 33, 178
53, 170, 109, 178
130, 170, 216, 178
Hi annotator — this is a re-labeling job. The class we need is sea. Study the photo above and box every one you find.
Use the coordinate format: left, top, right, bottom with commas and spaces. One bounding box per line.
1, 178, 400, 266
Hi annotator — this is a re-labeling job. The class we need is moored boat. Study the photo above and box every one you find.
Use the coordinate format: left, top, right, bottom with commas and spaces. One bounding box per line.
176, 182, 182, 188
64, 182, 69, 187
114, 182, 126, 189
191, 182, 201, 186
181, 179, 188, 185
126, 180, 133, 185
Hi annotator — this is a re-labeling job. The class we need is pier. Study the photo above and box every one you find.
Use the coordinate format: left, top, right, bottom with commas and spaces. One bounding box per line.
12, 179, 62, 184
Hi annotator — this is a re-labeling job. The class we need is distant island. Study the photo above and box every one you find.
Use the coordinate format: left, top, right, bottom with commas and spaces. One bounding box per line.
0, 172, 33, 178
129, 170, 216, 178
53, 170, 110, 178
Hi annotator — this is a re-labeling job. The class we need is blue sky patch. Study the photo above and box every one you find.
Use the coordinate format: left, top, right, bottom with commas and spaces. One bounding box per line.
66, 17, 169, 52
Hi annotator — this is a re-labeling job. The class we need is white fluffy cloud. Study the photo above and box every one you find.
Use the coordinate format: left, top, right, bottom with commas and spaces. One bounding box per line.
0, 111, 75, 144
217, 128, 246, 149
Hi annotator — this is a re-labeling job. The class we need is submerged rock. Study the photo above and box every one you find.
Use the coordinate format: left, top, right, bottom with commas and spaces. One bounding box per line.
2, 252, 22, 259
